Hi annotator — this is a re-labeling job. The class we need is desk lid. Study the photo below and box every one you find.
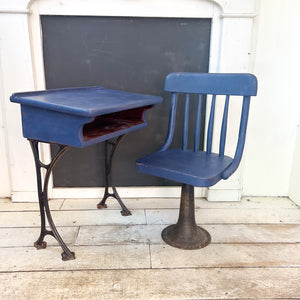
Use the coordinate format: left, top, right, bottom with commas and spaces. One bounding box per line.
10, 86, 162, 117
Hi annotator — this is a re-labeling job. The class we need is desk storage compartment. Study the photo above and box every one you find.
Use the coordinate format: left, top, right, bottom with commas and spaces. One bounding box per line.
83, 105, 152, 141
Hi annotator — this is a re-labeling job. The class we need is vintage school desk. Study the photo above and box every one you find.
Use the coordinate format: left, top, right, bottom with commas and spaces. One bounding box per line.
11, 86, 162, 260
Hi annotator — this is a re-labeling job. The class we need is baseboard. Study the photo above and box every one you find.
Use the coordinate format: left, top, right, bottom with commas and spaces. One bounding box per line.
11, 191, 38, 202
52, 186, 206, 199
11, 187, 242, 202
207, 189, 241, 201
11, 187, 206, 202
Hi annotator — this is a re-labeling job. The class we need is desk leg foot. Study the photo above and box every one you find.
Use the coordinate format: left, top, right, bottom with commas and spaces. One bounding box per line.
34, 228, 54, 250
61, 251, 76, 261
97, 135, 131, 216
97, 203, 108, 209
97, 193, 109, 209
29, 140, 75, 261
34, 241, 47, 249
121, 210, 131, 216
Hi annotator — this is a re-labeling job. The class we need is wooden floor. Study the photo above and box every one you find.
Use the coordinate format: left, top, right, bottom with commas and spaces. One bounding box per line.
0, 197, 299, 299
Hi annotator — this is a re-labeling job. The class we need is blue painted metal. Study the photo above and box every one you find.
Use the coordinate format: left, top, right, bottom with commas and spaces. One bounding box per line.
137, 72, 257, 187
10, 86, 162, 147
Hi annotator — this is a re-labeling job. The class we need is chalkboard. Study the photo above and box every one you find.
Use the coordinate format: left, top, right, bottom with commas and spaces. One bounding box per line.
41, 16, 211, 187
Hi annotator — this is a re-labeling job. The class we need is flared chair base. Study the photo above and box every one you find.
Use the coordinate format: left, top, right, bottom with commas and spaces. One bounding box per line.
161, 183, 211, 250
162, 224, 211, 249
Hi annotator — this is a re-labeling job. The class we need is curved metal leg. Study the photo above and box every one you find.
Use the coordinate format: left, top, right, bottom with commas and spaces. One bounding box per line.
29, 139, 75, 261
97, 135, 131, 216
161, 184, 211, 249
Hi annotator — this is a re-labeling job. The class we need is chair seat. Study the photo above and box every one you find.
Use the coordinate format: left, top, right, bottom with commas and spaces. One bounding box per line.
136, 148, 233, 187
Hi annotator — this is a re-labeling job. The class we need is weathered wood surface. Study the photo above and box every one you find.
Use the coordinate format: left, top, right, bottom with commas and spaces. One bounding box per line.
0, 198, 64, 211
61, 196, 298, 210
76, 224, 300, 245
150, 243, 300, 268
0, 197, 299, 299
1, 268, 299, 299
0, 227, 79, 247
0, 245, 150, 272
2, 223, 299, 248
0, 243, 299, 272
0, 209, 146, 227
146, 208, 300, 224
1, 207, 299, 227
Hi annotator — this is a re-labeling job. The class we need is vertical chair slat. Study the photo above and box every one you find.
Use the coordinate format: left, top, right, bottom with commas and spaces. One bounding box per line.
206, 94, 216, 154
159, 92, 178, 152
182, 94, 190, 150
194, 94, 203, 152
219, 95, 230, 157
221, 96, 251, 179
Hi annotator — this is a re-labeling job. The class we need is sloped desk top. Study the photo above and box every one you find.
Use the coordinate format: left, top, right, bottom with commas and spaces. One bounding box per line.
11, 86, 162, 147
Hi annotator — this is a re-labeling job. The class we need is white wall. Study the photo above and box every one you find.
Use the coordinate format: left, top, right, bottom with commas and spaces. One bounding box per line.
0, 11, 37, 201
289, 123, 300, 206
0, 58, 11, 197
243, 0, 300, 196
1, 0, 299, 202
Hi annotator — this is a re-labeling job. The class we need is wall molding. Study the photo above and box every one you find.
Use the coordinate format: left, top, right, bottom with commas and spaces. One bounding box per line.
0, 9, 30, 14
221, 13, 256, 18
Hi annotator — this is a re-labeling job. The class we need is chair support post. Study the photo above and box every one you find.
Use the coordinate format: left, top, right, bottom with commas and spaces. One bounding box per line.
161, 184, 211, 249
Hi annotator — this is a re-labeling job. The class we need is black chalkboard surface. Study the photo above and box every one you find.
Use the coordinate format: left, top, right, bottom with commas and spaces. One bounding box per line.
41, 16, 211, 187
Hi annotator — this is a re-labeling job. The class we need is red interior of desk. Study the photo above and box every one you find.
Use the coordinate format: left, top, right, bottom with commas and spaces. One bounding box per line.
83, 105, 152, 141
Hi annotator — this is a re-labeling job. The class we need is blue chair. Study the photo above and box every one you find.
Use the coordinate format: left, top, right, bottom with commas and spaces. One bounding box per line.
136, 72, 257, 249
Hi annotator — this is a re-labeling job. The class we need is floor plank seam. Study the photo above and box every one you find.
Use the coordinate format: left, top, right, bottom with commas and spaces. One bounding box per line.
183, 298, 300, 300
1, 266, 299, 274
74, 226, 81, 244
2, 241, 300, 249
148, 243, 152, 269
58, 198, 66, 210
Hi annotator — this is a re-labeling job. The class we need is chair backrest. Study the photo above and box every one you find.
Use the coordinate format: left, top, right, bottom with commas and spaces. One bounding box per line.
160, 72, 257, 179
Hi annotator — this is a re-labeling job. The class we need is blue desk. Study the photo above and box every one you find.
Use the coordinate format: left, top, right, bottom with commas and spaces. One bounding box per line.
11, 86, 162, 260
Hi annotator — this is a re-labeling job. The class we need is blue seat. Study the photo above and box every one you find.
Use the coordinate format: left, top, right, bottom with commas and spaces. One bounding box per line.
136, 72, 257, 249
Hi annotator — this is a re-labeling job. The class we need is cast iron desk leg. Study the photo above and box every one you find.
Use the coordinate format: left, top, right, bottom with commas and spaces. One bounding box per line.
29, 139, 75, 261
97, 135, 132, 216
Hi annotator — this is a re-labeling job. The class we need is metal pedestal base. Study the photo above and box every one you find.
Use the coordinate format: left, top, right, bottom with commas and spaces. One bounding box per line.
161, 184, 211, 249
97, 135, 131, 216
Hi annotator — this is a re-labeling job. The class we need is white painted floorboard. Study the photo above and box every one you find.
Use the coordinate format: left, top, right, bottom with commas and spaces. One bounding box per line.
1, 268, 299, 299
0, 209, 146, 227
76, 224, 300, 245
0, 244, 151, 272
0, 227, 79, 247
61, 196, 298, 210
146, 208, 300, 224
0, 197, 299, 299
